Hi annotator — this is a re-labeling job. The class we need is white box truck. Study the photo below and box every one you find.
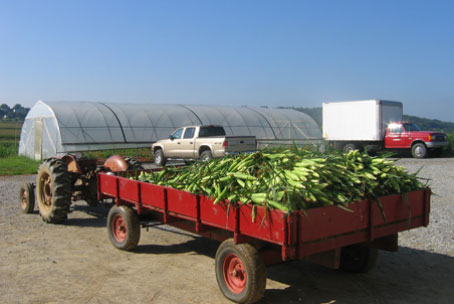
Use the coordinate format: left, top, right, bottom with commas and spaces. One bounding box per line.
322, 100, 448, 158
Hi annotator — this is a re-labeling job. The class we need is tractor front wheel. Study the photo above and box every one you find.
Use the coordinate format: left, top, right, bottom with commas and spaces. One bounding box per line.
19, 182, 35, 214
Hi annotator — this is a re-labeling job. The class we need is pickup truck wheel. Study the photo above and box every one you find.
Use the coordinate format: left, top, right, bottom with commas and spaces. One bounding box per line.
411, 143, 427, 159
339, 244, 379, 273
107, 205, 140, 251
154, 149, 167, 166
19, 182, 35, 214
200, 150, 213, 162
215, 239, 266, 304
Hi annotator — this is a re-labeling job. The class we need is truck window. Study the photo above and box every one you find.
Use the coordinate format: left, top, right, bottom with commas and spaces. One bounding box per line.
199, 126, 226, 137
171, 128, 183, 139
183, 127, 195, 139
402, 123, 421, 132
388, 124, 402, 133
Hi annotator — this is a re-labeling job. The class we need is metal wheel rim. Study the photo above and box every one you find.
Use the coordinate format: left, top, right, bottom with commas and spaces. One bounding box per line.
414, 146, 424, 157
39, 172, 52, 210
20, 188, 28, 209
202, 155, 210, 162
112, 214, 127, 243
155, 153, 161, 164
222, 253, 247, 294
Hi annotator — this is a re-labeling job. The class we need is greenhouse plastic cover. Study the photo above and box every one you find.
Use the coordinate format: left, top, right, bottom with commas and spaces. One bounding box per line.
19, 101, 322, 158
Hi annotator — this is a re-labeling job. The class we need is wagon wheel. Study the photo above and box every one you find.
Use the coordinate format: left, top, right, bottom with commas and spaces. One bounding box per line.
19, 182, 35, 214
123, 157, 144, 170
36, 158, 71, 223
215, 239, 266, 304
107, 205, 141, 251
339, 244, 379, 273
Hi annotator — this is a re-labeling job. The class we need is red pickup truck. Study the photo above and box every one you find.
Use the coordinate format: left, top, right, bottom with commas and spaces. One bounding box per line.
323, 100, 449, 158
384, 121, 448, 158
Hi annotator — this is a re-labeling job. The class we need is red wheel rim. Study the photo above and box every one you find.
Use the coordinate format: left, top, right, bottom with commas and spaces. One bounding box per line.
222, 253, 247, 294
112, 214, 127, 243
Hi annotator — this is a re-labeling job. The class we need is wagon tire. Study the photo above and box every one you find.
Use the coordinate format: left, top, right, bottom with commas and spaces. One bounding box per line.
215, 239, 266, 304
154, 149, 167, 166
19, 182, 35, 214
411, 143, 427, 159
36, 158, 71, 223
107, 205, 140, 251
123, 157, 144, 170
200, 150, 213, 162
340, 244, 379, 273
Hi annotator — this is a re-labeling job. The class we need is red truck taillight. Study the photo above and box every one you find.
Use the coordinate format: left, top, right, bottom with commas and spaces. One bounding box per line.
222, 140, 228, 148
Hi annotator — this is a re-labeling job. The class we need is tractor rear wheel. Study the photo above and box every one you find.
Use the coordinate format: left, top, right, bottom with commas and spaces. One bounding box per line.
36, 158, 72, 223
19, 182, 35, 214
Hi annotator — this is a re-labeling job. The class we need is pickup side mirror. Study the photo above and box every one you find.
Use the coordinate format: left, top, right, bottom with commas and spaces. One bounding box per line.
168, 135, 174, 141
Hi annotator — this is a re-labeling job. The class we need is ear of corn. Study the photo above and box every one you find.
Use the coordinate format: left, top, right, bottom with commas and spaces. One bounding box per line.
135, 149, 427, 213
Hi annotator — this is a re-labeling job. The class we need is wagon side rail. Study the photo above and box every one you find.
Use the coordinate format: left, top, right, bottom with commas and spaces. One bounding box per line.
97, 172, 431, 263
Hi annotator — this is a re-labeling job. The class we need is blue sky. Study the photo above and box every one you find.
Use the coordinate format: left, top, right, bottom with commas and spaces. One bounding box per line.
0, 0, 453, 121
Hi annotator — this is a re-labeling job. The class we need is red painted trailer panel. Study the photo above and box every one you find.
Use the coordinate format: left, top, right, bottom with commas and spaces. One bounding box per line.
166, 187, 198, 218
238, 205, 287, 245
199, 196, 236, 231
141, 182, 165, 209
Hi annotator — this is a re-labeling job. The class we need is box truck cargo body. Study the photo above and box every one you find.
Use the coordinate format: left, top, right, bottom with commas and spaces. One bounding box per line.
323, 100, 448, 158
323, 100, 402, 141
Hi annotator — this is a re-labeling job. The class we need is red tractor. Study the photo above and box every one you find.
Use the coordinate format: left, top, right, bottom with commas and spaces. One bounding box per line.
19, 155, 143, 223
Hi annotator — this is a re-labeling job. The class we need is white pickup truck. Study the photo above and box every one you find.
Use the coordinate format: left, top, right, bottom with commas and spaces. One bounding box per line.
151, 125, 256, 166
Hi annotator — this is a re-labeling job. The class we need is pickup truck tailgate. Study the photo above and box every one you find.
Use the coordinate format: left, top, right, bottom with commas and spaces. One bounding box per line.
224, 136, 256, 152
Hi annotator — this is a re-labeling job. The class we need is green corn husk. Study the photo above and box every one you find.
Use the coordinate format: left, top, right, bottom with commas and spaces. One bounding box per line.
134, 149, 428, 213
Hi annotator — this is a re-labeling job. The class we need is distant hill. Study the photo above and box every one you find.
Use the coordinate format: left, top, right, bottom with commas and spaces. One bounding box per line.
280, 106, 454, 133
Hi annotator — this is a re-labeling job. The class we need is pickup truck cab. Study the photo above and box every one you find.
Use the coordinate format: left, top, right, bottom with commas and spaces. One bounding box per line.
152, 125, 256, 166
384, 122, 448, 158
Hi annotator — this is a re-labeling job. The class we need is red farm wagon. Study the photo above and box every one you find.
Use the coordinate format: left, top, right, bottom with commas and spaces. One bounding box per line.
97, 170, 431, 304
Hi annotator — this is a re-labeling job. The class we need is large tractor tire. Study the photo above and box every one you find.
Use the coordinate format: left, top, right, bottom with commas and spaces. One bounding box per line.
36, 158, 72, 224
123, 157, 144, 170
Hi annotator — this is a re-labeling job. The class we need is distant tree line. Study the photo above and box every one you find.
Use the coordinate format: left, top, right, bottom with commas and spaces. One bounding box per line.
280, 106, 454, 133
0, 104, 30, 121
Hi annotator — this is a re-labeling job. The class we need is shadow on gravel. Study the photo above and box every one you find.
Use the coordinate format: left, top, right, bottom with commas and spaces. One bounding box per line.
135, 236, 219, 257
131, 236, 454, 304
65, 203, 111, 228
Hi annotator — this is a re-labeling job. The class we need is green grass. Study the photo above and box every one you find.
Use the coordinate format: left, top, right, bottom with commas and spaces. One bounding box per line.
0, 156, 40, 175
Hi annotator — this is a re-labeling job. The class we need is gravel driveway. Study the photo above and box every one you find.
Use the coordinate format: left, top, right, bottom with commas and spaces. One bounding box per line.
0, 158, 453, 304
